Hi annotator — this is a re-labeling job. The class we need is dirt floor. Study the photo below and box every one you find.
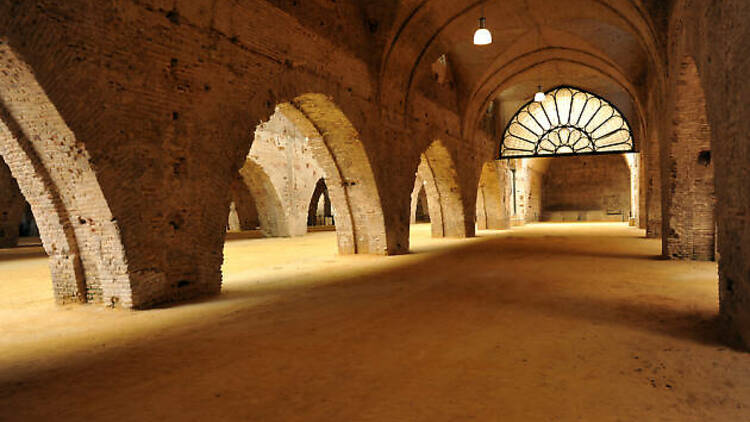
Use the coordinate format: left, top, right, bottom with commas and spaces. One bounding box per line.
0, 223, 748, 421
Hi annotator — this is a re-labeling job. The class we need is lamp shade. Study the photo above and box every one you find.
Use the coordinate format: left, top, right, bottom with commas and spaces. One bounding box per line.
473, 17, 492, 45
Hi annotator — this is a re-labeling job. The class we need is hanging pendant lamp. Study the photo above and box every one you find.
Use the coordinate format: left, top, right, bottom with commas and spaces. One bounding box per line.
473, 3, 492, 46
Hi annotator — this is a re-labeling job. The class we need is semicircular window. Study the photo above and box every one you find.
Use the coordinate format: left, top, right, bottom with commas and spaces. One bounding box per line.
500, 86, 634, 158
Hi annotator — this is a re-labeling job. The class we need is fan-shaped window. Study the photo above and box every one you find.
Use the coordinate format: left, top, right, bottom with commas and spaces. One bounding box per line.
499, 87, 634, 158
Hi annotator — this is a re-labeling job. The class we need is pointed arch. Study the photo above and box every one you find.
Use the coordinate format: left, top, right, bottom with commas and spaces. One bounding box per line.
307, 178, 333, 228
0, 42, 132, 305
238, 159, 289, 237
287, 95, 389, 254
410, 176, 431, 224
227, 174, 260, 232
416, 140, 471, 238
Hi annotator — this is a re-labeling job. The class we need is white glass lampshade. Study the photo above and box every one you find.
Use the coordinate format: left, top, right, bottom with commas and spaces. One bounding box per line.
473, 17, 492, 45
534, 91, 546, 102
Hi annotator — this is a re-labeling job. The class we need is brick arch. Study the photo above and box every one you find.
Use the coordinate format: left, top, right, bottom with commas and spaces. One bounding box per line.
409, 176, 431, 224
415, 140, 472, 238
476, 161, 511, 230
238, 159, 290, 237
0, 42, 131, 305
227, 174, 260, 232
285, 95, 389, 254
307, 178, 333, 228
662, 56, 715, 261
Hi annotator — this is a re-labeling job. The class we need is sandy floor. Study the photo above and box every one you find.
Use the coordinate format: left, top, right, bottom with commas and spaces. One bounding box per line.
0, 223, 747, 421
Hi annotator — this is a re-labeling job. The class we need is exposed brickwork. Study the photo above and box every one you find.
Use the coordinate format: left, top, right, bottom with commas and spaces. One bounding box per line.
247, 107, 327, 237
542, 155, 631, 222
411, 140, 472, 238
0, 0, 747, 356
0, 43, 131, 306
661, 57, 715, 261
644, 102, 663, 238
291, 96, 391, 254
665, 0, 750, 348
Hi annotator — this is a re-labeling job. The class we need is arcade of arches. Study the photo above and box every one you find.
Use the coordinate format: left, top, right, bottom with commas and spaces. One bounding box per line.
1, 1, 750, 420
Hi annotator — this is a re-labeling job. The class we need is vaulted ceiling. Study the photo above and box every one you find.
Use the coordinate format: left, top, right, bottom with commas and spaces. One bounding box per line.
376, 0, 668, 143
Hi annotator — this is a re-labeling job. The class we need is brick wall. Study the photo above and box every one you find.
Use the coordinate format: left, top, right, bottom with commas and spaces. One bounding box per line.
664, 0, 750, 348
0, 1, 478, 305
248, 108, 327, 237
542, 155, 631, 222
661, 56, 715, 260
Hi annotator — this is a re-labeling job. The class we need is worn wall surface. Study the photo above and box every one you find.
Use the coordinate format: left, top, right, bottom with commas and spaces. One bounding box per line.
476, 161, 511, 230
663, 0, 750, 347
661, 57, 715, 260
542, 155, 631, 222
510, 160, 544, 225
0, 1, 476, 306
248, 110, 326, 237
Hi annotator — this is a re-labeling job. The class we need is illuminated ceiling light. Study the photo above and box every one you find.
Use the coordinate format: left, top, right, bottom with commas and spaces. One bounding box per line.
534, 85, 546, 102
473, 17, 492, 45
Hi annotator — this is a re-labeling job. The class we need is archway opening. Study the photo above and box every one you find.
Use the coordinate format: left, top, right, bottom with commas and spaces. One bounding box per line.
0, 44, 132, 306
414, 185, 430, 223
410, 140, 470, 239
227, 173, 262, 239
224, 95, 388, 256
307, 178, 335, 231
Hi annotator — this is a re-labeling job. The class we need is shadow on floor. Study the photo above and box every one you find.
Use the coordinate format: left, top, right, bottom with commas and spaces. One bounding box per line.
0, 246, 46, 262
0, 226, 729, 402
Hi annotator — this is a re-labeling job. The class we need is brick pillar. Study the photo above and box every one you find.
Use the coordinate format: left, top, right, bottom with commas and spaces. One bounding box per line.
661, 57, 715, 261
476, 161, 511, 230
